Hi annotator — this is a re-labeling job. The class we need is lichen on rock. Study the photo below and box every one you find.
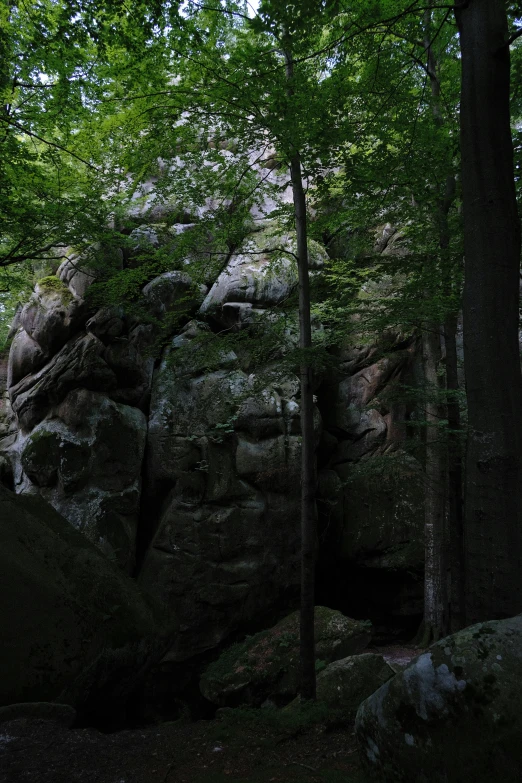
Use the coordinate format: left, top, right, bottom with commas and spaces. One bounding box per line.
355, 614, 522, 782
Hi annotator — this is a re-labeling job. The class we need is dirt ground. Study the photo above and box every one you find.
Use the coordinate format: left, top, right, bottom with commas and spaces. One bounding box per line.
0, 714, 366, 783
0, 647, 420, 783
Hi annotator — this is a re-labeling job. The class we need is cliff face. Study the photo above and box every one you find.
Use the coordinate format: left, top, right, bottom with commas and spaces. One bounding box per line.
0, 219, 424, 666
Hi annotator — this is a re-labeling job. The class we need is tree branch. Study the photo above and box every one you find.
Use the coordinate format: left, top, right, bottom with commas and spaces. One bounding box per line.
0, 117, 98, 170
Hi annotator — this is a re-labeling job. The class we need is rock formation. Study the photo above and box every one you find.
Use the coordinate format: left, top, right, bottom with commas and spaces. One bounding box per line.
0, 216, 425, 706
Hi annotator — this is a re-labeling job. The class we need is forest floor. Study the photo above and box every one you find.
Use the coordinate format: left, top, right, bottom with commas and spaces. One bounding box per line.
0, 713, 366, 783
0, 647, 419, 783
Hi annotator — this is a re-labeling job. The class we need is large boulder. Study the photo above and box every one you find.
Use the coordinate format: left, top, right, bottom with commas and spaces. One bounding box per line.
355, 615, 522, 782
0, 484, 167, 722
287, 653, 394, 721
199, 229, 326, 327
7, 329, 48, 388
200, 607, 372, 707
142, 270, 207, 321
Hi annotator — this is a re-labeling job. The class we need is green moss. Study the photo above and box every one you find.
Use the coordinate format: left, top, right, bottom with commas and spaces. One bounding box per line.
37, 275, 74, 304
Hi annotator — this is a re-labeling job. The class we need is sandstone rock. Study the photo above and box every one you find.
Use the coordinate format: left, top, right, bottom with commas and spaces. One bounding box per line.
19, 390, 147, 571
85, 307, 126, 344
286, 653, 394, 720
139, 341, 311, 660
142, 271, 207, 321
355, 615, 522, 782
7, 329, 48, 387
200, 608, 372, 707
20, 276, 87, 356
332, 451, 424, 572
0, 352, 16, 448
57, 244, 123, 299
102, 339, 153, 408
199, 230, 326, 325
9, 333, 117, 431
0, 484, 166, 722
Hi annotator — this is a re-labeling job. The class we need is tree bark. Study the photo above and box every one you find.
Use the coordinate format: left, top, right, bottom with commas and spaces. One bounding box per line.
421, 325, 446, 642
444, 312, 465, 630
455, 0, 522, 623
284, 46, 317, 701
421, 9, 460, 640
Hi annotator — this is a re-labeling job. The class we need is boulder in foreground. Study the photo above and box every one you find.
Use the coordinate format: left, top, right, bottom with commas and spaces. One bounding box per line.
356, 615, 522, 782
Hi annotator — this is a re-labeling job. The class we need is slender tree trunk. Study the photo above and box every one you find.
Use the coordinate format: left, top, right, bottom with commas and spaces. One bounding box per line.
438, 177, 465, 632
421, 325, 446, 642
444, 312, 465, 630
437, 170, 465, 631
419, 10, 455, 640
455, 0, 522, 623
284, 46, 317, 701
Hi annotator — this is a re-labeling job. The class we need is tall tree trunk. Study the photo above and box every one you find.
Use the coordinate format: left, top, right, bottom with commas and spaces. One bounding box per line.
444, 312, 465, 630
421, 325, 446, 642
438, 176, 465, 632
284, 46, 317, 701
420, 10, 458, 640
455, 0, 522, 623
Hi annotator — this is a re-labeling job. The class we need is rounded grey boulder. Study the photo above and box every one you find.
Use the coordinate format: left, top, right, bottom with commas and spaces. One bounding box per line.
355, 615, 522, 782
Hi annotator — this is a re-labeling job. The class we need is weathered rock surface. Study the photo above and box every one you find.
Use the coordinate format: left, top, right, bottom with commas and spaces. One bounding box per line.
19, 389, 147, 571
355, 615, 522, 782
9, 333, 117, 432
57, 244, 123, 299
7, 329, 48, 388
317, 329, 425, 630
199, 229, 326, 327
142, 270, 207, 320
19, 276, 86, 357
0, 484, 167, 721
200, 607, 372, 707
139, 333, 308, 660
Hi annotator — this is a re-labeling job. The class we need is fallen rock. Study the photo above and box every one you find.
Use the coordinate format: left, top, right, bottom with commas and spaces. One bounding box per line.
200, 607, 372, 707
286, 653, 394, 721
355, 615, 522, 782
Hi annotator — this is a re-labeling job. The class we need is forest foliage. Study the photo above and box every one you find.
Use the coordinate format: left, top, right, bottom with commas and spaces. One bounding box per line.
3, 0, 522, 681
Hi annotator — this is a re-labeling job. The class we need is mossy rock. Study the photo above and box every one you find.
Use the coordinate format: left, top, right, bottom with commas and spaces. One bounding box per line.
286, 653, 394, 722
200, 607, 372, 707
356, 615, 522, 782
36, 275, 74, 304
0, 484, 169, 722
